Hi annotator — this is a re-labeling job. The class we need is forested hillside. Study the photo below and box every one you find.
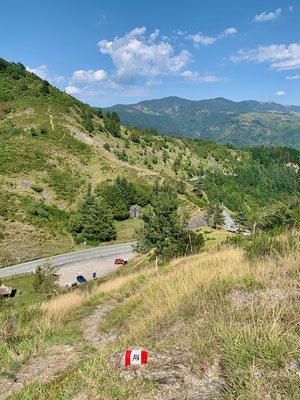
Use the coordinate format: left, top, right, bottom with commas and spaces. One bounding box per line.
103, 96, 300, 150
0, 58, 299, 265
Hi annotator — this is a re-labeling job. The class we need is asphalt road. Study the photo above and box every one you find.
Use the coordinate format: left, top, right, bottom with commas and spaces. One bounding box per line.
0, 242, 135, 284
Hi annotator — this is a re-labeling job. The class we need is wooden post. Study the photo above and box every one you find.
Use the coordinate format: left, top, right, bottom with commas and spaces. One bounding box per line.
155, 256, 158, 272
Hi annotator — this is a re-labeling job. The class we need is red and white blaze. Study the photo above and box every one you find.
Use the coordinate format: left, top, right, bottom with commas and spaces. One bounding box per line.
125, 349, 148, 366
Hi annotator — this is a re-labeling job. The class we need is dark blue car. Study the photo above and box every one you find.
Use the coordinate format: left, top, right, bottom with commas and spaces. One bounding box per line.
76, 275, 87, 283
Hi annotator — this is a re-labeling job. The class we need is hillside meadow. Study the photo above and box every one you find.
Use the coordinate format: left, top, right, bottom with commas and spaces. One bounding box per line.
1, 59, 299, 266
0, 230, 299, 399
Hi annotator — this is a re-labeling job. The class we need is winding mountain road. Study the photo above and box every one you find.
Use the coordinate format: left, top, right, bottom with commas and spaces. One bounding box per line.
0, 242, 135, 285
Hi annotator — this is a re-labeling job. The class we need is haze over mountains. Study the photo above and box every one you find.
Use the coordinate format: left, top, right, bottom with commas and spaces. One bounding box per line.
103, 97, 300, 150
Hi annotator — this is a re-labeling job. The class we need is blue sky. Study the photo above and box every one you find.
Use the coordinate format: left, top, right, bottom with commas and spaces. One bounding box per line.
1, 0, 299, 106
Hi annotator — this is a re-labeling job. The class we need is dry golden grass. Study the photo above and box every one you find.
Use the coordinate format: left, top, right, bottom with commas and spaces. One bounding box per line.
41, 290, 89, 321
93, 260, 155, 294
93, 272, 144, 294
123, 247, 249, 341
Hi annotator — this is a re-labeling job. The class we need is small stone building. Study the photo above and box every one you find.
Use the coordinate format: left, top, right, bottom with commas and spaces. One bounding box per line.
130, 205, 141, 219
0, 285, 13, 298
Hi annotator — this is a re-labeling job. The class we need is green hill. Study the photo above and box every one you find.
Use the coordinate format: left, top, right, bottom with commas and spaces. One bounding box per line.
102, 96, 300, 150
0, 58, 299, 265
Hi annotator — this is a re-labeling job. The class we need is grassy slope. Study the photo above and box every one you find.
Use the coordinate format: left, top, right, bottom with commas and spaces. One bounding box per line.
0, 61, 249, 265
1, 232, 299, 399
1, 61, 299, 266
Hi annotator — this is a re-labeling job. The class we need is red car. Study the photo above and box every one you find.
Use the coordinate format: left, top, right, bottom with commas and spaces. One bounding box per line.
114, 258, 128, 265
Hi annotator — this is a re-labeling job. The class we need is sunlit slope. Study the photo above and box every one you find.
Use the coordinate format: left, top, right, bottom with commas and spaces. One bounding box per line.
0, 59, 299, 265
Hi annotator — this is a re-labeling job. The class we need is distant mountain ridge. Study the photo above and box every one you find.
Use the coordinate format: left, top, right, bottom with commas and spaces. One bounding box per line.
102, 96, 300, 150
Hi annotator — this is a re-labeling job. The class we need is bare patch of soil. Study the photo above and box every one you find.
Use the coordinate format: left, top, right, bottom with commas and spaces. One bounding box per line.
228, 288, 300, 308
0, 345, 83, 399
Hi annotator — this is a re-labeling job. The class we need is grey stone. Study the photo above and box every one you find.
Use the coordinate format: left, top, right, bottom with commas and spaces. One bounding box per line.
111, 349, 225, 400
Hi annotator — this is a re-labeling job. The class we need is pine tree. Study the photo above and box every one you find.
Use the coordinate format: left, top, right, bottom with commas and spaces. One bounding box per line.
33, 261, 59, 296
70, 185, 116, 242
137, 183, 183, 258
204, 203, 225, 229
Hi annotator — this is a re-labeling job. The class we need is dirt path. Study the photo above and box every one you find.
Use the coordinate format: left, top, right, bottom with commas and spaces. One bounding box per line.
48, 107, 54, 130
83, 304, 119, 349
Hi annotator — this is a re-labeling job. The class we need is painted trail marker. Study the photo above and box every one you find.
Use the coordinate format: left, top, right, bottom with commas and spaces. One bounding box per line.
125, 349, 148, 367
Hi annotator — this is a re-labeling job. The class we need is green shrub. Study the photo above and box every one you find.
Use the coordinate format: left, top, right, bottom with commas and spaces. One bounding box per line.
27, 201, 48, 218
31, 184, 43, 193
243, 232, 299, 260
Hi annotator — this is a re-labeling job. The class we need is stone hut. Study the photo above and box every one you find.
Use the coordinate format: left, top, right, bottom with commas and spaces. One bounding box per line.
130, 205, 141, 218
0, 285, 13, 298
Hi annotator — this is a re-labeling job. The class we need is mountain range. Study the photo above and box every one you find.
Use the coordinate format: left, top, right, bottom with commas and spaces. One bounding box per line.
103, 96, 300, 150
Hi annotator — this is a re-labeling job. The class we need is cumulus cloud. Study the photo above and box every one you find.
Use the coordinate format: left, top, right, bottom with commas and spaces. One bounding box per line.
26, 64, 66, 85
187, 33, 216, 47
286, 74, 300, 80
181, 70, 226, 83
274, 91, 286, 96
149, 29, 160, 41
64, 86, 81, 94
53, 75, 65, 84
187, 27, 237, 48
254, 8, 282, 22
97, 26, 192, 85
231, 43, 300, 71
222, 27, 238, 37
26, 64, 48, 80
71, 69, 108, 84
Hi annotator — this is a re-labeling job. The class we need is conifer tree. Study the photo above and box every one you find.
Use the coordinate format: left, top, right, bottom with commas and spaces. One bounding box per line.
137, 183, 183, 258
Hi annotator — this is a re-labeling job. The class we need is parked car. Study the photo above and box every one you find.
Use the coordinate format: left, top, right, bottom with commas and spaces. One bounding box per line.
76, 275, 87, 283
114, 258, 128, 265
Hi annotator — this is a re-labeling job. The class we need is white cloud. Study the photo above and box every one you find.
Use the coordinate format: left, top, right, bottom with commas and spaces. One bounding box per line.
26, 64, 66, 85
64, 86, 81, 94
286, 74, 300, 80
149, 29, 160, 41
187, 27, 237, 48
181, 70, 226, 83
97, 26, 192, 85
274, 91, 286, 96
289, 6, 294, 12
26, 64, 48, 80
187, 33, 216, 47
222, 27, 238, 36
53, 75, 65, 84
231, 43, 300, 71
254, 8, 282, 22
71, 69, 108, 84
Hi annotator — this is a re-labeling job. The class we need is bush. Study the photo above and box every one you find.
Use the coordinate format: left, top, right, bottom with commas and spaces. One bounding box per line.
243, 231, 299, 261
227, 230, 300, 261
129, 130, 140, 143
103, 143, 110, 151
41, 80, 50, 95
27, 201, 48, 218
115, 150, 127, 162
31, 184, 43, 193
33, 260, 59, 296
